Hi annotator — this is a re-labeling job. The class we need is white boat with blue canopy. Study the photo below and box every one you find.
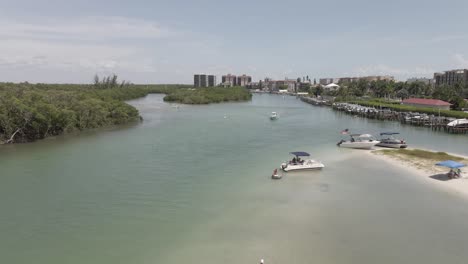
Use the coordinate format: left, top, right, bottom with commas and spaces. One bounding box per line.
280, 152, 324, 172
376, 132, 407, 149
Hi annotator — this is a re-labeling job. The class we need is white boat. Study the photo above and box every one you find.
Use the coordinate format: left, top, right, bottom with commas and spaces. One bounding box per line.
270, 112, 278, 120
337, 134, 380, 149
280, 152, 324, 172
447, 119, 468, 127
376, 132, 407, 149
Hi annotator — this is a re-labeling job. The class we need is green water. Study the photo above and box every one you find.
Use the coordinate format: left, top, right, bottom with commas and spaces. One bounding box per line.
1, 94, 468, 264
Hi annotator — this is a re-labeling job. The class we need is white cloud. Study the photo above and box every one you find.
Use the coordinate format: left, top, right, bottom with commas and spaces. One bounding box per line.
0, 38, 150, 72
0, 16, 172, 41
0, 15, 227, 83
0, 16, 173, 80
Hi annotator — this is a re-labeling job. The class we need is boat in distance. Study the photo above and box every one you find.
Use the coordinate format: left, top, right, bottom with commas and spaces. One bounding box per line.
337, 134, 380, 149
376, 132, 407, 149
270, 112, 278, 120
280, 152, 324, 172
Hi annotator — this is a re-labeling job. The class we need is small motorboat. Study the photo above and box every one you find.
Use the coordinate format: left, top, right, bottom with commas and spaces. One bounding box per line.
280, 152, 324, 172
337, 134, 380, 149
447, 119, 468, 128
376, 132, 407, 148
270, 112, 278, 120
271, 168, 282, 179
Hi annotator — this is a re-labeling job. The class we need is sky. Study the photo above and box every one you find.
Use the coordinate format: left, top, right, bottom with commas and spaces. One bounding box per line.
1, 0, 468, 84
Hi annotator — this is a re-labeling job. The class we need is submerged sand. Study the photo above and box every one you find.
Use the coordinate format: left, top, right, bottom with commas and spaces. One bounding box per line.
367, 148, 468, 200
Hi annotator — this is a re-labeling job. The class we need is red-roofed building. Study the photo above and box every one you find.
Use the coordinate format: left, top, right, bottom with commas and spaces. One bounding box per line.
402, 98, 452, 110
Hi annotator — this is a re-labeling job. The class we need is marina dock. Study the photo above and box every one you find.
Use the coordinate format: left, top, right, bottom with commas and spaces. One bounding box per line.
297, 94, 468, 134
332, 102, 468, 134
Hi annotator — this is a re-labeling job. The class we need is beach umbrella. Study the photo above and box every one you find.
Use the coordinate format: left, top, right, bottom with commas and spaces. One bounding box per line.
435, 160, 466, 169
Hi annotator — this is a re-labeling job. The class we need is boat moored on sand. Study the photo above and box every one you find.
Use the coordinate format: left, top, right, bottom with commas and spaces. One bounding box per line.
376, 132, 407, 149
280, 152, 324, 172
337, 134, 380, 149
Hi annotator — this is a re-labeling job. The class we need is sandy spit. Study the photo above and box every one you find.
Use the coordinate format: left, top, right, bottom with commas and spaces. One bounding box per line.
365, 148, 468, 200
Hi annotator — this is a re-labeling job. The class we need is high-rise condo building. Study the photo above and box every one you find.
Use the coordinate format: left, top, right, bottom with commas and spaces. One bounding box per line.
194, 74, 216, 87
434, 69, 468, 87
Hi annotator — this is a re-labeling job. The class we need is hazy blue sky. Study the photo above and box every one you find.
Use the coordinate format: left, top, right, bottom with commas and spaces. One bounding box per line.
1, 0, 468, 83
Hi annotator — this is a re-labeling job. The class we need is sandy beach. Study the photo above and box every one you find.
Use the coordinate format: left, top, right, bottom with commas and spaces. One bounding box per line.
367, 148, 468, 200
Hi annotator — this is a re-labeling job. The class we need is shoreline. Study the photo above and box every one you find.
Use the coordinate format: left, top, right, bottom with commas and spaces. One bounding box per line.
366, 148, 468, 200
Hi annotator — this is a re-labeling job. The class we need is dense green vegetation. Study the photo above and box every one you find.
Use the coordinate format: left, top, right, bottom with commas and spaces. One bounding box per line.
163, 87, 252, 104
0, 77, 252, 144
378, 149, 466, 162
343, 99, 468, 119
0, 79, 186, 144
321, 79, 468, 110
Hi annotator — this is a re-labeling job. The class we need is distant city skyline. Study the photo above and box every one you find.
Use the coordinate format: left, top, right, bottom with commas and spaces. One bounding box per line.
1, 0, 468, 84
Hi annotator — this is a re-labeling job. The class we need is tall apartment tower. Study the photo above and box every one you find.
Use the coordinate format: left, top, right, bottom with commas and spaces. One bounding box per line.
222, 74, 237, 86
194, 74, 216, 87
208, 75, 216, 87
236, 74, 252, 87
434, 69, 468, 87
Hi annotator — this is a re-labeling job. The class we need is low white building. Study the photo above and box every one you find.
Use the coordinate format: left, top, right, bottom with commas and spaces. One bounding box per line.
324, 83, 340, 91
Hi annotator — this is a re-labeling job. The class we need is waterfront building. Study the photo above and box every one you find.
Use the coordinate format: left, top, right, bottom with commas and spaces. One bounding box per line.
337, 77, 359, 84
194, 74, 216, 87
221, 74, 237, 87
247, 82, 259, 89
407, 77, 433, 85
402, 98, 451, 110
276, 79, 298, 93
322, 76, 394, 86
236, 74, 252, 87
434, 69, 468, 87
208, 75, 216, 87
262, 78, 298, 92
361, 75, 394, 82
265, 78, 279, 91
221, 74, 252, 87
338, 77, 351, 84
319, 78, 334, 85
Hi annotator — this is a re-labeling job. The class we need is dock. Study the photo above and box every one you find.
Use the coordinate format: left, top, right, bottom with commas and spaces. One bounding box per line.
331, 102, 468, 134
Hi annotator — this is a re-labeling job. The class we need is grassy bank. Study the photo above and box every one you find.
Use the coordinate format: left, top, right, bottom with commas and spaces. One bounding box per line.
0, 83, 186, 144
163, 87, 252, 104
376, 149, 466, 162
345, 99, 468, 119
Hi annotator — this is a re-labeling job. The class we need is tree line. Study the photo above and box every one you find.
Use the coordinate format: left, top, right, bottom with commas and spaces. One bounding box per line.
163, 86, 252, 104
93, 74, 133, 89
316, 79, 468, 110
0, 76, 186, 144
